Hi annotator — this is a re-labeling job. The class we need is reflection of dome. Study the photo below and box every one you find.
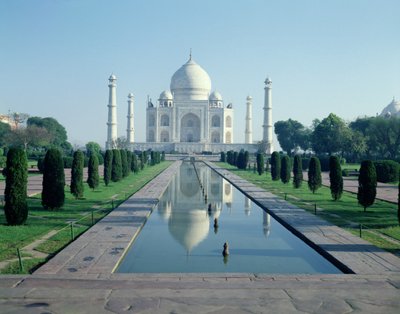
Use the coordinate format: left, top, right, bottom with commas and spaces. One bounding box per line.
380, 97, 400, 118
159, 90, 173, 100
169, 209, 209, 252
170, 58, 211, 101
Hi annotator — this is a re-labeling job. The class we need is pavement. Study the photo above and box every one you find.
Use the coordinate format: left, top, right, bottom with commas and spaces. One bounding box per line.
0, 160, 399, 313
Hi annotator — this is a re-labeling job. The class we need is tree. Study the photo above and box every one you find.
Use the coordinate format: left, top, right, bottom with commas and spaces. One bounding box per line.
4, 125, 52, 150
312, 113, 350, 155
244, 151, 250, 170
271, 151, 281, 181
103, 149, 113, 186
367, 117, 400, 160
220, 152, 226, 162
42, 148, 65, 209
27, 116, 70, 149
70, 150, 84, 198
4, 148, 28, 225
140, 151, 146, 169
308, 157, 322, 194
111, 149, 122, 182
357, 160, 377, 212
87, 153, 99, 190
280, 155, 291, 184
274, 119, 311, 154
121, 149, 129, 177
256, 153, 264, 175
329, 156, 343, 201
85, 141, 101, 156
0, 121, 11, 147
131, 153, 139, 173
293, 155, 303, 188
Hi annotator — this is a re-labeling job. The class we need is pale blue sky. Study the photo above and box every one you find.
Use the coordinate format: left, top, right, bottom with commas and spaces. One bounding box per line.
0, 0, 399, 148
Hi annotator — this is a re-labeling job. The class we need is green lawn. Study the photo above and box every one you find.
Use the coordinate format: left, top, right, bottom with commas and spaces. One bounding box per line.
217, 162, 400, 256
0, 161, 172, 274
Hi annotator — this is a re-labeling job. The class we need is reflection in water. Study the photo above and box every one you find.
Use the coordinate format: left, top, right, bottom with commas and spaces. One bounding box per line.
263, 211, 271, 238
158, 162, 230, 252
244, 197, 251, 216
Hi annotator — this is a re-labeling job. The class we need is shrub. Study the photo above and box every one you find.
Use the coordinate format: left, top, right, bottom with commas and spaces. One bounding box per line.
140, 151, 145, 169
161, 151, 165, 161
97, 153, 104, 165
293, 155, 303, 188
87, 153, 99, 190
0, 155, 6, 168
132, 153, 139, 173
271, 151, 281, 181
121, 150, 129, 177
357, 160, 377, 211
329, 156, 343, 201
63, 156, 73, 168
4, 148, 28, 225
233, 151, 238, 166
37, 157, 45, 173
220, 152, 226, 162
373, 160, 399, 183
111, 149, 122, 182
70, 150, 84, 198
244, 151, 249, 170
256, 153, 264, 175
103, 149, 113, 186
42, 148, 65, 210
308, 157, 322, 194
280, 155, 291, 184
126, 151, 133, 172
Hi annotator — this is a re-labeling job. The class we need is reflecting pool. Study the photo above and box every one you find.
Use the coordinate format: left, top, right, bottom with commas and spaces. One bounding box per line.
116, 162, 341, 274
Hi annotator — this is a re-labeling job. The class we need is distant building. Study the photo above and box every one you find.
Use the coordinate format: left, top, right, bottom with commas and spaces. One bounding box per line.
380, 97, 400, 118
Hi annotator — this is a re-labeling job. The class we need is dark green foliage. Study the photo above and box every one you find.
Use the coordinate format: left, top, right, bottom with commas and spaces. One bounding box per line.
274, 119, 311, 154
27, 116, 70, 149
42, 149, 65, 209
398, 181, 400, 225
87, 153, 99, 190
126, 151, 133, 172
226, 151, 234, 165
161, 151, 165, 161
244, 151, 249, 169
329, 156, 343, 201
373, 160, 399, 183
308, 157, 322, 194
63, 156, 73, 168
4, 148, 28, 225
140, 151, 146, 169
256, 153, 264, 175
97, 153, 104, 165
220, 151, 226, 162
271, 151, 281, 181
233, 151, 238, 166
293, 155, 303, 188
111, 149, 122, 182
280, 155, 291, 184
121, 149, 129, 177
132, 153, 139, 173
70, 150, 84, 198
357, 160, 377, 211
236, 150, 247, 170
37, 157, 45, 173
103, 149, 113, 186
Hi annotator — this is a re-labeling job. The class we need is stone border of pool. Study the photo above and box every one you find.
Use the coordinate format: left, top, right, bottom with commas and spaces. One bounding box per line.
1, 160, 400, 313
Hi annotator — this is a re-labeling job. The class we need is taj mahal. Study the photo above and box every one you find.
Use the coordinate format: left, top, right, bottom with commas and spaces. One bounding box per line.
106, 55, 274, 154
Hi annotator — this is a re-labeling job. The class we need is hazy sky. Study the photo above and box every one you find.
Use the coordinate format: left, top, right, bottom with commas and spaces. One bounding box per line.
1, 0, 399, 148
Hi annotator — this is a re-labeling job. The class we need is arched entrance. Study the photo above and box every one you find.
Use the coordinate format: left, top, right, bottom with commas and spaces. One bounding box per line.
180, 113, 200, 142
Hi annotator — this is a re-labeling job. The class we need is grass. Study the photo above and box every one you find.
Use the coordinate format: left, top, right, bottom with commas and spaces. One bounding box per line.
0, 161, 172, 274
216, 162, 400, 256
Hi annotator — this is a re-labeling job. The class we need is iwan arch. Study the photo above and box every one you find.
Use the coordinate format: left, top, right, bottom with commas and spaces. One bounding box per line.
106, 55, 273, 154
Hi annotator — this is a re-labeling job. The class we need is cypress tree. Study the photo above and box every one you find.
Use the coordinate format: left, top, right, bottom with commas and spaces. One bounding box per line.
4, 148, 28, 225
244, 151, 249, 170
111, 149, 122, 182
121, 149, 129, 177
329, 156, 343, 201
161, 151, 165, 161
87, 153, 99, 190
140, 151, 145, 169
103, 149, 113, 186
132, 153, 139, 173
70, 150, 84, 199
293, 155, 303, 188
220, 151, 226, 162
233, 151, 238, 166
42, 148, 65, 210
357, 160, 377, 212
126, 151, 133, 172
271, 151, 281, 181
256, 153, 264, 175
308, 156, 322, 194
398, 181, 400, 225
280, 155, 291, 184
237, 151, 244, 169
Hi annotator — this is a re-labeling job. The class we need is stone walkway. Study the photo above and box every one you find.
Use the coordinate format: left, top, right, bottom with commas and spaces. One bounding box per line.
0, 160, 399, 313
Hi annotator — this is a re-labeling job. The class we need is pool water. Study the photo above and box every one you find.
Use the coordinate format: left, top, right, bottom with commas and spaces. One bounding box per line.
116, 162, 341, 274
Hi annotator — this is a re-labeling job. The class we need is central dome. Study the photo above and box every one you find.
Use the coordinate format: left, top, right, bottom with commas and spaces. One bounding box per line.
170, 58, 211, 101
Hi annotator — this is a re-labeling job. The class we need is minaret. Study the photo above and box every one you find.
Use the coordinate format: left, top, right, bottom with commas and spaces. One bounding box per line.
106, 74, 117, 150
262, 77, 273, 154
127, 93, 134, 144
245, 96, 253, 144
